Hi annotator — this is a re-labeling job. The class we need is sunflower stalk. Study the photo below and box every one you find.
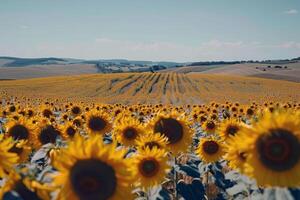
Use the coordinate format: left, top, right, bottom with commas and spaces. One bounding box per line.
174, 156, 178, 200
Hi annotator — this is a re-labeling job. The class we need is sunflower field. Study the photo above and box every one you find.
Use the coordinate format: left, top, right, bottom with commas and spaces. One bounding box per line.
0, 98, 300, 200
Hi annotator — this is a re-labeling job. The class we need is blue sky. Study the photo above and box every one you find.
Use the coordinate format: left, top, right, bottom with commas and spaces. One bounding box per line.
0, 0, 299, 61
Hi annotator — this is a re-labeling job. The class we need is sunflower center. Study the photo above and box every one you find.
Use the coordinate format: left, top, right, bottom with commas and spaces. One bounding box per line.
154, 118, 183, 144
42, 109, 52, 118
39, 125, 59, 145
123, 128, 137, 140
203, 141, 219, 155
9, 106, 16, 112
73, 119, 82, 127
27, 110, 34, 117
88, 116, 107, 132
70, 159, 116, 200
257, 129, 300, 171
9, 145, 23, 155
238, 152, 247, 161
71, 106, 81, 115
13, 181, 42, 200
226, 125, 239, 136
139, 159, 160, 177
206, 121, 215, 130
144, 142, 161, 150
66, 126, 76, 137
9, 124, 29, 140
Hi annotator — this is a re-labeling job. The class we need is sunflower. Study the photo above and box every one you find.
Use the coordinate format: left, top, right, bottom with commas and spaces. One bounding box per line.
202, 120, 217, 134
5, 117, 35, 142
39, 105, 53, 119
85, 109, 112, 136
223, 134, 249, 173
72, 116, 83, 128
217, 119, 245, 141
136, 132, 169, 151
0, 170, 51, 200
196, 137, 225, 163
0, 135, 18, 178
59, 122, 78, 140
148, 112, 193, 155
70, 105, 82, 117
52, 134, 133, 200
33, 119, 61, 148
242, 110, 300, 187
130, 147, 170, 189
113, 117, 144, 147
8, 140, 32, 163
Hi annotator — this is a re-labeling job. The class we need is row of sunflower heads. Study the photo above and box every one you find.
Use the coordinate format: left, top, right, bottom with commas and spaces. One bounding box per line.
47, 134, 173, 200
197, 108, 300, 188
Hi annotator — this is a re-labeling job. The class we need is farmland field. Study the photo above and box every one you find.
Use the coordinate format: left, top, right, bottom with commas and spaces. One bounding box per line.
1, 72, 299, 104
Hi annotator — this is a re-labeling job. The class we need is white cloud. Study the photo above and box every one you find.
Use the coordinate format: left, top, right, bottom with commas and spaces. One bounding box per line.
284, 9, 298, 15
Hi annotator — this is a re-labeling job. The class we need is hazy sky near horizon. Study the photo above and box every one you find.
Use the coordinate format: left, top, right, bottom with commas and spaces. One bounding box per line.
0, 0, 299, 62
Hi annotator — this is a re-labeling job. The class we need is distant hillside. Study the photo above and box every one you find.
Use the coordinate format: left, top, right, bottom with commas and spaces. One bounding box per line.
0, 56, 299, 79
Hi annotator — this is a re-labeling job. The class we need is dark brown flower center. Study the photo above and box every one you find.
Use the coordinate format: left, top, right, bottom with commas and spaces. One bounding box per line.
203, 141, 219, 155
66, 126, 76, 137
9, 145, 23, 155
9, 106, 16, 112
226, 125, 239, 136
154, 118, 183, 144
139, 159, 159, 177
88, 116, 107, 132
39, 125, 59, 145
238, 152, 247, 161
257, 129, 300, 171
70, 159, 116, 200
9, 124, 29, 140
123, 128, 137, 140
73, 119, 82, 127
27, 110, 34, 117
71, 106, 81, 115
42, 109, 52, 118
246, 109, 254, 116
206, 121, 215, 130
12, 181, 42, 200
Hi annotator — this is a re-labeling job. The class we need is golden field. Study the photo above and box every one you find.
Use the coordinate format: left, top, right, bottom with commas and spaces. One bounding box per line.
0, 72, 299, 104
0, 72, 300, 199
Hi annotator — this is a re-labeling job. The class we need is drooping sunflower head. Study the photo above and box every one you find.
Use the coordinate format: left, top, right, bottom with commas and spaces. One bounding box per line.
243, 110, 300, 187
136, 132, 169, 151
196, 137, 225, 163
149, 112, 193, 155
85, 109, 112, 136
218, 119, 245, 141
113, 117, 145, 147
52, 134, 133, 200
130, 147, 170, 189
5, 117, 34, 142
